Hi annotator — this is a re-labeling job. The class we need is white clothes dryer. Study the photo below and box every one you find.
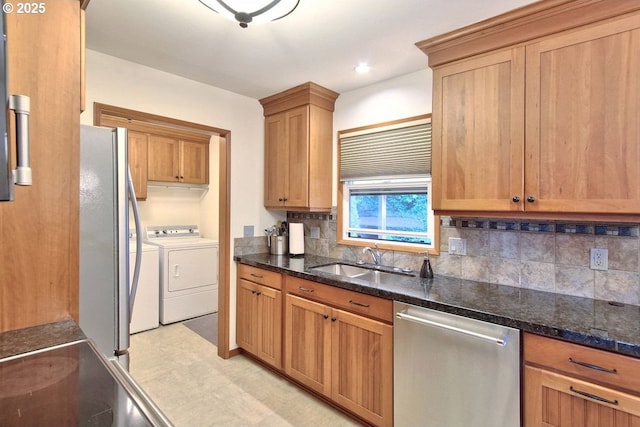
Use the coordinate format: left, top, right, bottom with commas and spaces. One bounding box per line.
129, 237, 159, 334
145, 225, 219, 325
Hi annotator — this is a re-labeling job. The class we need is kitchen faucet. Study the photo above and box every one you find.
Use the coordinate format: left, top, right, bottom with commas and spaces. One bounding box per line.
363, 244, 382, 265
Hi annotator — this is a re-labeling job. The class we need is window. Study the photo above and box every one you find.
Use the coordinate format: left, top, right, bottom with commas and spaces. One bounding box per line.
337, 115, 437, 253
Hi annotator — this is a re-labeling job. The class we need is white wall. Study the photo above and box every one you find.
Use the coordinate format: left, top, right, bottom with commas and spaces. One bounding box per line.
332, 69, 433, 204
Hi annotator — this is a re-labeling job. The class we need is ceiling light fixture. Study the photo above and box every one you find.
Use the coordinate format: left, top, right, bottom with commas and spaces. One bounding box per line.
355, 63, 371, 74
198, 0, 300, 28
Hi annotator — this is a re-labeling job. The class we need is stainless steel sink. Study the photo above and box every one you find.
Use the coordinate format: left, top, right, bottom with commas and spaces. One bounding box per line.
309, 263, 414, 285
309, 263, 371, 277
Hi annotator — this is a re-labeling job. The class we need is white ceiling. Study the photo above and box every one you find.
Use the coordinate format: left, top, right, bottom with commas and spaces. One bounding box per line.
85, 0, 537, 100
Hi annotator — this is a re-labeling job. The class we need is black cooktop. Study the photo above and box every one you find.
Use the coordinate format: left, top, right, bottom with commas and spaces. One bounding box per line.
0, 340, 155, 427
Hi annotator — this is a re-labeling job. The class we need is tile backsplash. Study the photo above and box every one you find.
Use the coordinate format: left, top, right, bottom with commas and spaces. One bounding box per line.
234, 211, 640, 306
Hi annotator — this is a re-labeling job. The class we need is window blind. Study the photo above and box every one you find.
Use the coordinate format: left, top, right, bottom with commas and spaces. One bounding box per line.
339, 118, 431, 181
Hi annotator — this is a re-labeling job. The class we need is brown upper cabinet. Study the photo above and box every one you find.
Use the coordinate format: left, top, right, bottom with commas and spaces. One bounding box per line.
418, 0, 640, 221
147, 135, 209, 185
126, 131, 149, 200
260, 82, 339, 211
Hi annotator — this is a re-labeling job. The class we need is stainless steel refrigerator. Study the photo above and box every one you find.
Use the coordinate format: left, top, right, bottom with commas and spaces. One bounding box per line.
79, 125, 142, 368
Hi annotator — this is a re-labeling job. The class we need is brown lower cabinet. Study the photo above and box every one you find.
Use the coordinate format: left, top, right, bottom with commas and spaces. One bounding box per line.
236, 265, 393, 427
236, 265, 282, 369
524, 332, 640, 427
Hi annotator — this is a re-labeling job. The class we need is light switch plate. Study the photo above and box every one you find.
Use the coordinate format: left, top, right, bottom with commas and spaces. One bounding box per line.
590, 248, 608, 270
449, 237, 467, 256
243, 225, 254, 237
310, 226, 320, 239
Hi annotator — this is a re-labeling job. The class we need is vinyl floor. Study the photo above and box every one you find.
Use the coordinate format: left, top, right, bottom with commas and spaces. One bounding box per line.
129, 317, 361, 427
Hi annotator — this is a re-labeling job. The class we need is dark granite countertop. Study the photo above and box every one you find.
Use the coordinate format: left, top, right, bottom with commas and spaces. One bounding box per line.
0, 319, 86, 360
235, 253, 640, 358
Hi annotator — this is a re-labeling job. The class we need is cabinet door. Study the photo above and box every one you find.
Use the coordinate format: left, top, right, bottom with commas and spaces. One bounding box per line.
264, 112, 288, 207
331, 308, 393, 427
180, 140, 209, 184
284, 106, 309, 208
1, 0, 81, 331
432, 47, 525, 212
148, 135, 180, 182
524, 366, 640, 427
256, 285, 282, 369
236, 279, 260, 354
284, 294, 331, 396
127, 131, 148, 200
525, 14, 640, 214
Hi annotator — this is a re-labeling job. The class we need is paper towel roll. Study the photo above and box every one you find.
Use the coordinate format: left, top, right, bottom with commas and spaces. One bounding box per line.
289, 223, 305, 256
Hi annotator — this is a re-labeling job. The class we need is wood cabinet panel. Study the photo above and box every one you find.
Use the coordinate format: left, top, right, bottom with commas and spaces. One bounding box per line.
331, 309, 393, 427
237, 264, 282, 290
525, 13, 640, 213
433, 47, 525, 211
286, 276, 393, 323
0, 0, 81, 331
284, 294, 332, 395
525, 333, 640, 394
524, 366, 640, 427
147, 135, 180, 182
236, 270, 282, 369
180, 140, 208, 184
127, 131, 148, 200
283, 106, 309, 208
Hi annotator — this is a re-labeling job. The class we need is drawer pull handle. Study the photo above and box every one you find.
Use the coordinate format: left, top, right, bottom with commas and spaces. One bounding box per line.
250, 273, 264, 279
569, 358, 618, 374
298, 286, 314, 293
349, 300, 370, 308
570, 386, 619, 406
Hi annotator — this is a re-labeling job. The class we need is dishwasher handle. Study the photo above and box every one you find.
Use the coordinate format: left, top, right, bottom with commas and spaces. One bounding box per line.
396, 310, 508, 346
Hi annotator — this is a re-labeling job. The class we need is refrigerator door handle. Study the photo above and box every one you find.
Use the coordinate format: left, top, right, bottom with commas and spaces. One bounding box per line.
128, 166, 142, 317
9, 95, 32, 186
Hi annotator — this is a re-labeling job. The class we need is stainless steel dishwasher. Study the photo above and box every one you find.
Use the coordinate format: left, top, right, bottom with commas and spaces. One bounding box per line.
394, 301, 520, 427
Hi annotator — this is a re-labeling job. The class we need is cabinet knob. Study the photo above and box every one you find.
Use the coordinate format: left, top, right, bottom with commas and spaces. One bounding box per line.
527, 196, 536, 203
323, 314, 329, 319
331, 317, 337, 322
512, 196, 520, 203
278, 197, 284, 202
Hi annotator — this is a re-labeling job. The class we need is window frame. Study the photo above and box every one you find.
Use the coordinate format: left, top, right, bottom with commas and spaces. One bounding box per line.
337, 114, 439, 254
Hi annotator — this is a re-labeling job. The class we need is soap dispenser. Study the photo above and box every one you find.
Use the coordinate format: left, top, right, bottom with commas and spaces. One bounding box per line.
419, 252, 434, 279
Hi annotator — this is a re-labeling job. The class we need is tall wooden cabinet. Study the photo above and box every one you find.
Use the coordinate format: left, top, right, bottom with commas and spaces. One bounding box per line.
418, 1, 640, 220
260, 82, 338, 211
0, 0, 82, 331
524, 333, 640, 427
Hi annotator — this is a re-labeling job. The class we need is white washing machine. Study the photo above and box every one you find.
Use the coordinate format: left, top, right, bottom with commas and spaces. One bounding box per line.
145, 225, 219, 325
129, 236, 160, 334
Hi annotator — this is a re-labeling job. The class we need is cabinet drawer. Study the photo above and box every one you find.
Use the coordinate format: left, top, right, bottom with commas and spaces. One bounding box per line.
238, 264, 282, 290
524, 333, 640, 394
285, 276, 393, 323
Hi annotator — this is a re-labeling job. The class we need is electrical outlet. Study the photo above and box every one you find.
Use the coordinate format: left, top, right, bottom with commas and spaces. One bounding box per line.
243, 225, 254, 237
590, 248, 608, 271
310, 226, 320, 239
449, 237, 467, 256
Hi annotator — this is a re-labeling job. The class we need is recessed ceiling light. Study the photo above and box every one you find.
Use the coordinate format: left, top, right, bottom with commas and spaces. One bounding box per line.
354, 63, 370, 74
